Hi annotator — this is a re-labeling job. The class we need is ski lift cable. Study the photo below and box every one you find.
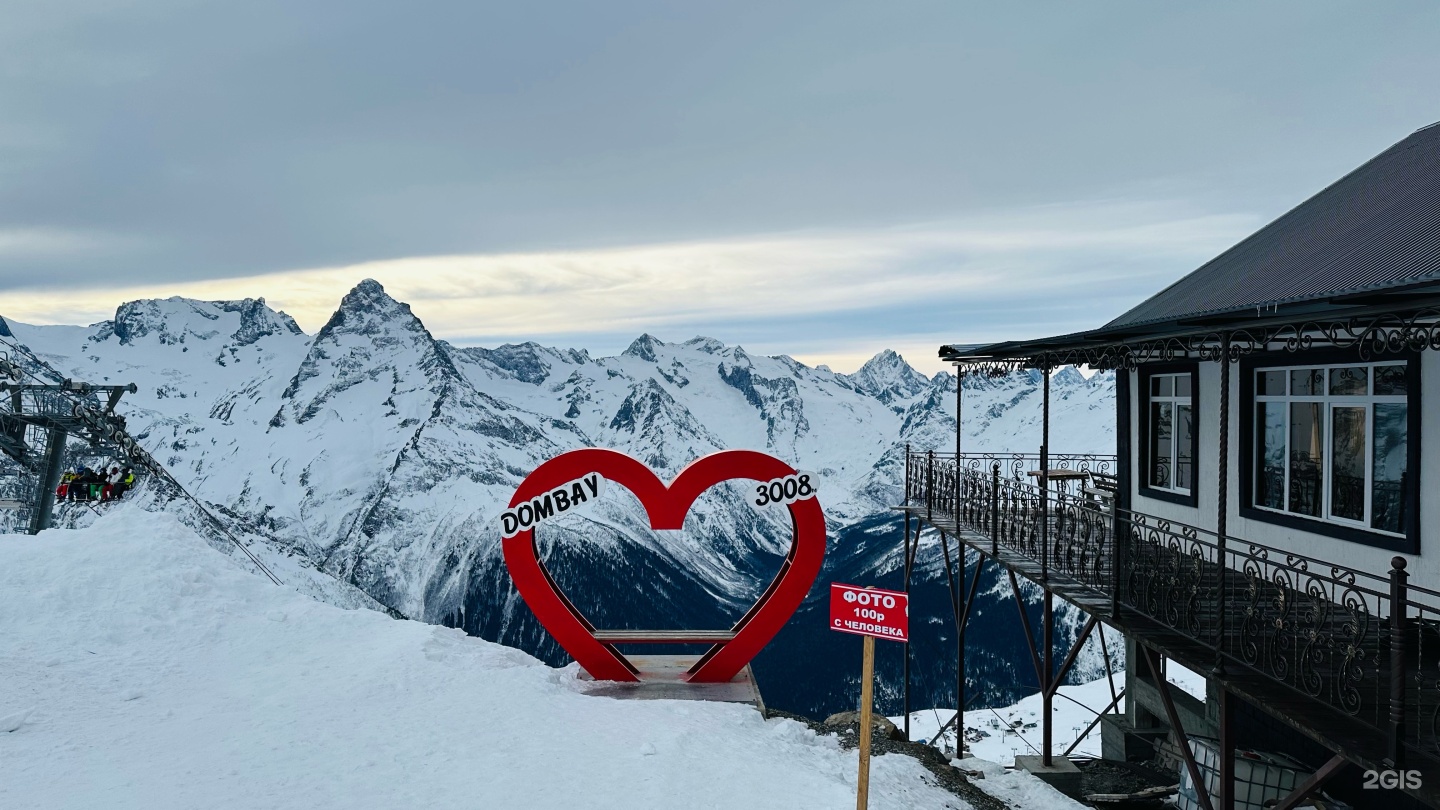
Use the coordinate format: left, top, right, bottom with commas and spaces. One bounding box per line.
0, 335, 283, 586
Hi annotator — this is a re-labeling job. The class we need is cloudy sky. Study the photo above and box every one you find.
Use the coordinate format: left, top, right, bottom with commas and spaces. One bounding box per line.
3, 1, 1437, 373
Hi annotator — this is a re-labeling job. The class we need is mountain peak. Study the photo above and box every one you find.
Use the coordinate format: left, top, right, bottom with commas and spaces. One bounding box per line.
682, 336, 727, 354
847, 350, 930, 404
622, 333, 664, 362
314, 279, 424, 340
95, 296, 302, 347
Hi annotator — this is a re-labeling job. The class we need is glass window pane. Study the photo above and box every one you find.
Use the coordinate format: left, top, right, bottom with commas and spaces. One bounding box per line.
1175, 403, 1193, 492
1150, 402, 1172, 489
1150, 376, 1160, 396
1289, 403, 1324, 517
1372, 403, 1409, 533
1330, 406, 1366, 522
1291, 369, 1323, 396
1258, 370, 1286, 395
1374, 365, 1407, 396
1257, 403, 1286, 509
1329, 366, 1367, 396
1155, 375, 1173, 397
1175, 375, 1192, 398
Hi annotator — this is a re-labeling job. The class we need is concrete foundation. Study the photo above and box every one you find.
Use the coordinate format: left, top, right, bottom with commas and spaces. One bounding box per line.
1014, 755, 1083, 796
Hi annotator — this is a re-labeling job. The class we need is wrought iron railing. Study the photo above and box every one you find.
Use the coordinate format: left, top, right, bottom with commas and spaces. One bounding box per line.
903, 448, 1440, 768
944, 451, 1116, 480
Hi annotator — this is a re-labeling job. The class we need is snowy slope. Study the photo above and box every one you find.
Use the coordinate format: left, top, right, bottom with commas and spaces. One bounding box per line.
0, 280, 1118, 717
0, 509, 1008, 810
894, 664, 1204, 764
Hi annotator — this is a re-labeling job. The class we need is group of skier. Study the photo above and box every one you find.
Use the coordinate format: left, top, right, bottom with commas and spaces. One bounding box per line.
56, 465, 136, 503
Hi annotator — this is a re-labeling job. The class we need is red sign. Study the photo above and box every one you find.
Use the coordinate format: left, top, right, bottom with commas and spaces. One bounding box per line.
503, 448, 826, 683
829, 583, 909, 643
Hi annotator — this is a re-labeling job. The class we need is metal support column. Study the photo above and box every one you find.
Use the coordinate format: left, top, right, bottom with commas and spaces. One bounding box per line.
955, 369, 963, 458
28, 427, 66, 535
1389, 556, 1409, 767
1218, 686, 1236, 810
1216, 334, 1231, 675
1042, 587, 1054, 765
957, 545, 965, 736
1041, 365, 1051, 581
1040, 365, 1053, 766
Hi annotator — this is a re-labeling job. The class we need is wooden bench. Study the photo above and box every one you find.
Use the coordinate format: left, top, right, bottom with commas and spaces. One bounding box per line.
1083, 471, 1119, 509
591, 630, 738, 644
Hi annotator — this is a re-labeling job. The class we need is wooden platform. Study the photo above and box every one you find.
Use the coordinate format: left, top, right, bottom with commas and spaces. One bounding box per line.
591, 630, 737, 643
574, 655, 765, 713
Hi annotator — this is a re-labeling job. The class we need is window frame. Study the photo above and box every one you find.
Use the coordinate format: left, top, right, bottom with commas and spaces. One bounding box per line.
1138, 363, 1200, 508
1239, 349, 1421, 554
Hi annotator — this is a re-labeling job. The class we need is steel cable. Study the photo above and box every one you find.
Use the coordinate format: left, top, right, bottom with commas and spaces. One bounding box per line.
0, 335, 283, 585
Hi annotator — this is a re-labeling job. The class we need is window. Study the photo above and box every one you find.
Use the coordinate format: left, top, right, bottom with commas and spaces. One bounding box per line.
1252, 361, 1409, 536
1148, 373, 1194, 494
1139, 365, 1198, 506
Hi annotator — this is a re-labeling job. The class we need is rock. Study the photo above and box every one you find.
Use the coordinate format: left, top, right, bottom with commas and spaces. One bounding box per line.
822, 711, 906, 741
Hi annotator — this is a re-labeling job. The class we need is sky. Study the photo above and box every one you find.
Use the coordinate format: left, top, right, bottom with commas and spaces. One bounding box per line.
2, 1, 1437, 374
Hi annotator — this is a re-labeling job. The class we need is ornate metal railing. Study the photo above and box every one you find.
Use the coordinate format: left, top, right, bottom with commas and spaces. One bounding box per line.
947, 451, 1116, 480
903, 447, 1440, 768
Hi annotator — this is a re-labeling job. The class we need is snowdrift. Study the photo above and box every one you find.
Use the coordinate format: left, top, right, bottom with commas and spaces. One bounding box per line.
1, 508, 978, 809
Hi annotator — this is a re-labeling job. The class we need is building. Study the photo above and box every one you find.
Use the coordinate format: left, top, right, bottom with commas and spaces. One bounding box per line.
901, 122, 1440, 809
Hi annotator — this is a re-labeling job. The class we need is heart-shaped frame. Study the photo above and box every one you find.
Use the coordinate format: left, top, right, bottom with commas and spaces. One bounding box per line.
502, 448, 825, 683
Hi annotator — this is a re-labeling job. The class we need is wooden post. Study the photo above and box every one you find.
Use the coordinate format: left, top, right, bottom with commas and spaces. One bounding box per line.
902, 514, 913, 741
857, 633, 876, 810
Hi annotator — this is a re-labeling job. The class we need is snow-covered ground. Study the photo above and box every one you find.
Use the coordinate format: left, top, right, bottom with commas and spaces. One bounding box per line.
895, 664, 1207, 763
0, 508, 1084, 810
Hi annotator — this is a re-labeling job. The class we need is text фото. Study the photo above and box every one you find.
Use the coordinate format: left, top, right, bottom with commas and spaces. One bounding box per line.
501, 473, 606, 537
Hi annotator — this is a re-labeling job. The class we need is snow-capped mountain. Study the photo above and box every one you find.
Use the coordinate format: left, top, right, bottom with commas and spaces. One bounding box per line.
1, 279, 1117, 717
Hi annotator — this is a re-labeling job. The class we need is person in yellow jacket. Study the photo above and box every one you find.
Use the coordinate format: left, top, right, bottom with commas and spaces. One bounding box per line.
56, 471, 75, 502
113, 468, 136, 499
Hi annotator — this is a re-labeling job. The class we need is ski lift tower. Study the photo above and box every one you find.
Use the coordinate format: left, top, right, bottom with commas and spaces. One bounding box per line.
0, 363, 140, 534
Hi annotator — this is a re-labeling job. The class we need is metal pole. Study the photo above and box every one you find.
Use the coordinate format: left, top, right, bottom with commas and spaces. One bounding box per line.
956, 368, 964, 458
1389, 556, 1409, 767
957, 546, 966, 744
1112, 367, 1131, 619
1042, 587, 1054, 766
1216, 334, 1231, 673
1041, 365, 1051, 581
857, 633, 876, 810
28, 427, 67, 535
904, 443, 911, 504
927, 450, 935, 521
1218, 686, 1236, 810
990, 463, 1000, 555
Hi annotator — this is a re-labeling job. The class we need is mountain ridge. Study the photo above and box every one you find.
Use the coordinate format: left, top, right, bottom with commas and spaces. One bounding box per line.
2, 278, 1119, 716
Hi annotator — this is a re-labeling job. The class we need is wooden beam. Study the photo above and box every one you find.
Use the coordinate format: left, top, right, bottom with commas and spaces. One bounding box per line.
1268, 754, 1349, 810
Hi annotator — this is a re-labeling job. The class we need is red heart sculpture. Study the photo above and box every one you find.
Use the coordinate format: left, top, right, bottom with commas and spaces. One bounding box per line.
502, 448, 825, 683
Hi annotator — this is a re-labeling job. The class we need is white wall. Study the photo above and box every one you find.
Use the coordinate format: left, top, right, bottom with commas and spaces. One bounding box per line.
1126, 356, 1437, 604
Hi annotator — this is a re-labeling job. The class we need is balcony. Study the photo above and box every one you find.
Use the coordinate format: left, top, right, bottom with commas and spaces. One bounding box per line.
900, 449, 1440, 803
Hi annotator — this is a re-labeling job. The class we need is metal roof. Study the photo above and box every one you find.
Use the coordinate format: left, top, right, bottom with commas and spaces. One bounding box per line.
1106, 122, 1440, 329
940, 123, 1440, 364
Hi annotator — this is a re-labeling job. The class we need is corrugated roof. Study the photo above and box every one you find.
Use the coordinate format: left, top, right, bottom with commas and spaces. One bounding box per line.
1106, 123, 1440, 329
